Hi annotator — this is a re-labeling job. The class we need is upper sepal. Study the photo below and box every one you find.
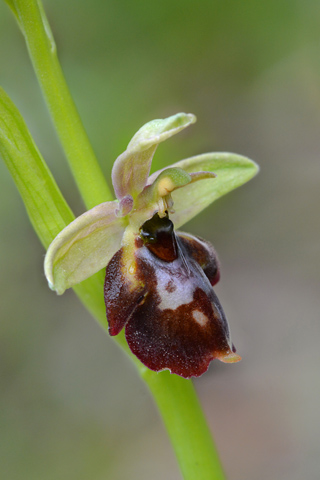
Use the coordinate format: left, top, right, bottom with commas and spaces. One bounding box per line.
111, 113, 196, 202
44, 201, 126, 295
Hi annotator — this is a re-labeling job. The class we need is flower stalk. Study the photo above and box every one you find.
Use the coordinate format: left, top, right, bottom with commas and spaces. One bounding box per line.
143, 369, 226, 480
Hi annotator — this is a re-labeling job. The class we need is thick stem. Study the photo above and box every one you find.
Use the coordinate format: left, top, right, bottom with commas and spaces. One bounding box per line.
13, 0, 113, 209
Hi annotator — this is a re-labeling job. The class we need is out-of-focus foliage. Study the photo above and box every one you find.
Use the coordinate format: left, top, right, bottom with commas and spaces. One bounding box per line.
0, 1, 319, 479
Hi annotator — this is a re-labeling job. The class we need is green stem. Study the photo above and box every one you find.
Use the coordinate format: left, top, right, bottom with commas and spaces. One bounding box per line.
143, 370, 225, 480
12, 0, 113, 209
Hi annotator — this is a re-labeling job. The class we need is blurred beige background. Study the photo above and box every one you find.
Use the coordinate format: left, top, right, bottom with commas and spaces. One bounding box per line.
0, 1, 319, 479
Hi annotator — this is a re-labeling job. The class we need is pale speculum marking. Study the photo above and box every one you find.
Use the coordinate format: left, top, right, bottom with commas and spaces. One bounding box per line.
192, 310, 208, 326
155, 264, 196, 311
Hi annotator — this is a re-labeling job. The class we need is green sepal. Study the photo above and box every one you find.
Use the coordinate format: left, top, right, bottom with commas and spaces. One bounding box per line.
44, 201, 126, 295
111, 113, 196, 201
148, 152, 259, 228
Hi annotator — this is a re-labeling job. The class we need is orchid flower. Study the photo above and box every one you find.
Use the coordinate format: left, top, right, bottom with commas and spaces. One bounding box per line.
44, 112, 258, 378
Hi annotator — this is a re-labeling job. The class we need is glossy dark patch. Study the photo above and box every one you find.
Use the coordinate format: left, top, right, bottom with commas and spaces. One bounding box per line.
140, 212, 177, 262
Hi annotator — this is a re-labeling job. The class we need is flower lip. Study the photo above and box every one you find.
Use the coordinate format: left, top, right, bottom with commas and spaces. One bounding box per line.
105, 214, 240, 378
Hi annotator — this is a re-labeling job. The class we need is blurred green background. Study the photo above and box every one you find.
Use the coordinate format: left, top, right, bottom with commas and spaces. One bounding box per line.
1, 1, 320, 479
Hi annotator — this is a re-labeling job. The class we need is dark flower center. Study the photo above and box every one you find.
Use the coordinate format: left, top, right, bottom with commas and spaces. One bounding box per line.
140, 212, 178, 262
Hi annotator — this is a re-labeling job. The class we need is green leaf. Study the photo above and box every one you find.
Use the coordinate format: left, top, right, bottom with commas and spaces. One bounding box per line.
44, 201, 126, 295
149, 152, 259, 228
0, 87, 74, 248
3, 1, 19, 20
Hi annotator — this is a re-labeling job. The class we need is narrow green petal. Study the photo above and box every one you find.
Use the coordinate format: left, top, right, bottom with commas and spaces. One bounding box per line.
128, 168, 193, 229
149, 153, 259, 228
44, 202, 126, 295
145, 167, 192, 200
112, 113, 196, 201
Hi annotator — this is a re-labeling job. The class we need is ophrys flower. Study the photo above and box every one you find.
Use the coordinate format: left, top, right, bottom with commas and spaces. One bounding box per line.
44, 113, 258, 378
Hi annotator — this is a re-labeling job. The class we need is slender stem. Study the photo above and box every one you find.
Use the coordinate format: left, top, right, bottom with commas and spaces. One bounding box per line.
143, 370, 226, 480
13, 0, 113, 209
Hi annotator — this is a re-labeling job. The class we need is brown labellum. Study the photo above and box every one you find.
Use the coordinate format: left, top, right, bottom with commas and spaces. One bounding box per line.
104, 213, 240, 378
